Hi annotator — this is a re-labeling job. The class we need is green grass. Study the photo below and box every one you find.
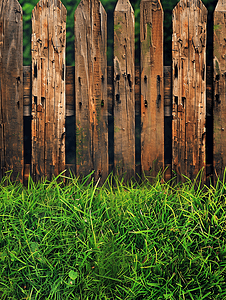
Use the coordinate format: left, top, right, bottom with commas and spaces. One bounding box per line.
0, 171, 226, 299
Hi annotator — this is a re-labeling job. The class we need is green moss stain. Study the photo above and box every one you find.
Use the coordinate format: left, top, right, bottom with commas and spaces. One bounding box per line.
114, 126, 121, 133
214, 24, 222, 42
114, 22, 122, 34
215, 60, 220, 75
95, 101, 102, 137
141, 22, 152, 56
214, 24, 221, 31
214, 116, 222, 145
114, 59, 120, 75
76, 122, 89, 164
214, 43, 221, 62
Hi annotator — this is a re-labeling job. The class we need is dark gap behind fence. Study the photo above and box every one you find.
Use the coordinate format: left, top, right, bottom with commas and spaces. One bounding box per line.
24, 116, 31, 164
206, 2, 216, 178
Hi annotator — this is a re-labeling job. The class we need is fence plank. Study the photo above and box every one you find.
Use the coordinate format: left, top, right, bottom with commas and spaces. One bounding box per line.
140, 0, 164, 178
0, 0, 23, 181
164, 66, 172, 181
172, 0, 207, 182
114, 0, 135, 180
213, 0, 226, 181
31, 0, 66, 181
74, 0, 108, 183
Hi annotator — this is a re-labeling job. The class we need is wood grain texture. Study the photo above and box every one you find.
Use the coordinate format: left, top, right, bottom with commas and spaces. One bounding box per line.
114, 0, 135, 180
74, 0, 108, 184
23, 66, 31, 117
172, 0, 207, 182
213, 0, 226, 182
31, 0, 66, 181
164, 66, 172, 117
66, 66, 74, 117
0, 0, 23, 181
140, 0, 164, 178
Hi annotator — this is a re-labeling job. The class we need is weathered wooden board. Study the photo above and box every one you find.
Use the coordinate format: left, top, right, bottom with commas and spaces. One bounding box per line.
114, 0, 135, 180
140, 0, 164, 178
66, 66, 74, 117
164, 66, 172, 181
0, 0, 23, 181
23, 66, 31, 117
74, 0, 108, 184
31, 0, 66, 181
172, 0, 207, 182
213, 0, 226, 182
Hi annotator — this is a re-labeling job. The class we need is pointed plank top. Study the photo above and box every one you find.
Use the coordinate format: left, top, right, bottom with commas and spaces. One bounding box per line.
0, 0, 22, 16
215, 0, 226, 11
173, 0, 207, 12
75, 0, 106, 16
140, 0, 163, 11
115, 0, 134, 13
33, 0, 66, 15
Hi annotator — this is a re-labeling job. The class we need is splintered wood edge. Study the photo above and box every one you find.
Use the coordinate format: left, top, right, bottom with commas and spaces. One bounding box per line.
32, 0, 67, 13
115, 0, 134, 13
173, 0, 207, 12
215, 0, 226, 11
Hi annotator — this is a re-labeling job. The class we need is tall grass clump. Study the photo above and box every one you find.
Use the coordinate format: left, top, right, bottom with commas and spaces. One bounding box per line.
0, 171, 226, 299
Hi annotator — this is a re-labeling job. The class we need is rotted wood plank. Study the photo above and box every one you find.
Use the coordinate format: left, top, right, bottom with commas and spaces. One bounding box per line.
31, 0, 66, 181
114, 0, 135, 180
0, 0, 23, 181
75, 0, 108, 184
213, 0, 226, 182
140, 0, 164, 178
172, 0, 207, 182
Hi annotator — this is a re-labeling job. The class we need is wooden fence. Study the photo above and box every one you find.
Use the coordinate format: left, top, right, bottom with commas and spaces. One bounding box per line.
0, 0, 225, 184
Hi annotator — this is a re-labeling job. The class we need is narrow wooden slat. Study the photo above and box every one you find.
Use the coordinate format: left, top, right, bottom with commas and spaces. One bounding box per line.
31, 0, 66, 181
107, 66, 114, 173
213, 0, 226, 181
23, 66, 31, 117
206, 65, 213, 181
172, 0, 207, 182
66, 66, 75, 116
74, 0, 108, 183
114, 0, 135, 180
164, 66, 172, 181
164, 66, 172, 117
140, 0, 164, 178
0, 0, 23, 181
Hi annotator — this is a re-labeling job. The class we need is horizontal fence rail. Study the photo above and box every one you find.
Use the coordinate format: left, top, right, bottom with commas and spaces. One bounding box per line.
0, 0, 223, 184
23, 65, 213, 182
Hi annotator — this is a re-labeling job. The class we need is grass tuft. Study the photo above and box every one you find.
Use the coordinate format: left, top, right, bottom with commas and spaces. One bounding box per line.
0, 172, 226, 299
